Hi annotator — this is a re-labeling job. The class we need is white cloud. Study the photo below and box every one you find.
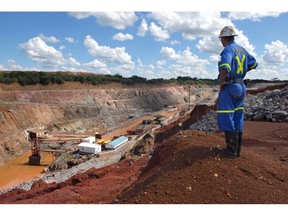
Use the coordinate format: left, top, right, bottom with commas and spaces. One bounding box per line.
70, 12, 138, 30
149, 22, 170, 42
1, 59, 41, 72
156, 60, 166, 66
59, 45, 65, 50
140, 69, 156, 79
39, 34, 60, 43
136, 58, 143, 66
113, 33, 133, 41
245, 62, 278, 80
67, 57, 80, 67
109, 64, 135, 77
209, 54, 220, 62
178, 47, 209, 67
19, 36, 66, 67
4, 59, 23, 70
137, 19, 148, 37
19, 36, 81, 69
83, 35, 135, 76
279, 68, 288, 81
159, 46, 212, 79
160, 47, 180, 60
197, 36, 223, 55
149, 12, 230, 40
84, 35, 133, 66
136, 60, 156, 79
97, 67, 111, 75
65, 37, 75, 43
262, 40, 288, 64
170, 40, 181, 45
68, 12, 94, 19
228, 12, 283, 21
83, 59, 107, 68
168, 63, 211, 79
160, 46, 209, 67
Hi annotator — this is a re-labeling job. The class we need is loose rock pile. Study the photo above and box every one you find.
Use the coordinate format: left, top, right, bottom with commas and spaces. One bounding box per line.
190, 85, 288, 132
189, 110, 218, 133
245, 86, 288, 122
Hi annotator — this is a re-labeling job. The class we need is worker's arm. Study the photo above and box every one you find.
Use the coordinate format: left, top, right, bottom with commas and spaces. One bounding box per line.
219, 69, 229, 91
247, 53, 258, 72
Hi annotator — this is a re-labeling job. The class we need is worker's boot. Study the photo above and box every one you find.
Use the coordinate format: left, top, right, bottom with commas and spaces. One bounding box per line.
236, 132, 242, 157
214, 131, 238, 157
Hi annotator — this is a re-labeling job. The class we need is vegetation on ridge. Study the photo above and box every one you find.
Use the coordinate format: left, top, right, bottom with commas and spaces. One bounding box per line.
0, 71, 285, 87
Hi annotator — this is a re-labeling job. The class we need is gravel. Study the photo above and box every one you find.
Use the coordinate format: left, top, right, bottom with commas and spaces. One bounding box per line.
189, 110, 218, 133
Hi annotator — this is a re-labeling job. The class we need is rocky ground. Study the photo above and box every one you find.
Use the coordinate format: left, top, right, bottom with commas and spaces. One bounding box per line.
0, 83, 287, 207
116, 121, 288, 204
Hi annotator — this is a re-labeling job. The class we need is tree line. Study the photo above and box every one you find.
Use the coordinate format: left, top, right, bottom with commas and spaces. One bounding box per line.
0, 71, 218, 86
0, 71, 285, 87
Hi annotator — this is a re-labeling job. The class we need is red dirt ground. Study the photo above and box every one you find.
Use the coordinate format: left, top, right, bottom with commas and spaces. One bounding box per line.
0, 120, 287, 204
117, 121, 288, 204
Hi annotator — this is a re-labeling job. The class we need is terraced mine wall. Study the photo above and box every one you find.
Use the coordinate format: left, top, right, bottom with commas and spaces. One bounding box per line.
0, 83, 215, 165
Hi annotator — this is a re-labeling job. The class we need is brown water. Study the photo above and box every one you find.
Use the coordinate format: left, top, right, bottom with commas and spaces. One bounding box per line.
0, 151, 55, 190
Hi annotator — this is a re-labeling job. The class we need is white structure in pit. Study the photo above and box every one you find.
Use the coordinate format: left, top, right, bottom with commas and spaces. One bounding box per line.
78, 136, 101, 154
105, 136, 128, 150
82, 136, 96, 143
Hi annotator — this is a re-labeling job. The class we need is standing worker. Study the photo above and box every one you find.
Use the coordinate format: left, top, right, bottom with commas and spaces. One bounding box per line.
213, 26, 258, 157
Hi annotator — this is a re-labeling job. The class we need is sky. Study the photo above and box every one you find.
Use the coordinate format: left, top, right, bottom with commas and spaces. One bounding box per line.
0, 1, 288, 81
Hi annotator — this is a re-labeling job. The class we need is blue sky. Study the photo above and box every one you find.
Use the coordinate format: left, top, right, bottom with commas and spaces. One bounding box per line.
1, 1, 288, 80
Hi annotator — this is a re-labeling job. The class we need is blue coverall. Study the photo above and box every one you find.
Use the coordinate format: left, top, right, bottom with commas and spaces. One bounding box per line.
217, 41, 258, 132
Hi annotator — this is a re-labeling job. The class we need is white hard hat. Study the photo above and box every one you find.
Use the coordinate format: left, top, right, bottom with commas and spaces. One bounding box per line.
218, 26, 238, 38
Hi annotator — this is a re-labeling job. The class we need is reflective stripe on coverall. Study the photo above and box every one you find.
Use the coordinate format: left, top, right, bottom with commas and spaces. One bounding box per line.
216, 83, 246, 132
